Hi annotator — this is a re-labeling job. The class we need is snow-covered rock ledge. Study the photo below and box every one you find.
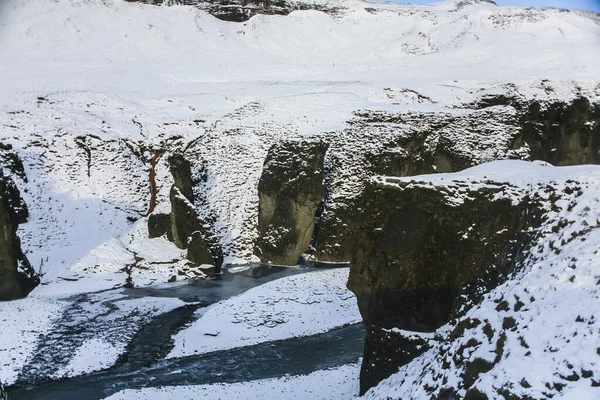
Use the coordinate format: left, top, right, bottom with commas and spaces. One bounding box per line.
346, 160, 600, 399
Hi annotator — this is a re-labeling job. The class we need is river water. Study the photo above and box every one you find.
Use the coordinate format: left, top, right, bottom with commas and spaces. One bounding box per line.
7, 264, 365, 400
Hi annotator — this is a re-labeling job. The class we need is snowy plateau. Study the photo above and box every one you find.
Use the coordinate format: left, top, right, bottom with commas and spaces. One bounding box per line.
0, 0, 599, 399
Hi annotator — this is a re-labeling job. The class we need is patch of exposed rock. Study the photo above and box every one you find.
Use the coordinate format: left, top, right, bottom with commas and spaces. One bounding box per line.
255, 140, 328, 265
0, 172, 39, 301
519, 96, 600, 165
124, 0, 342, 22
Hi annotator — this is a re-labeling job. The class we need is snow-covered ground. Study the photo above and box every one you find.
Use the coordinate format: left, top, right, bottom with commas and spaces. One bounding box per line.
169, 268, 360, 357
0, 290, 187, 385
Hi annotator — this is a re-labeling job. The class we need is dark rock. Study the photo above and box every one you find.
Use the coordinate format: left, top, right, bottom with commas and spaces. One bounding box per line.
464, 358, 494, 389
518, 97, 600, 165
147, 213, 171, 238
169, 153, 193, 202
348, 181, 540, 331
124, 0, 342, 23
187, 231, 214, 266
156, 152, 224, 272
345, 179, 542, 391
169, 185, 199, 249
256, 140, 328, 265
0, 172, 39, 301
464, 388, 489, 400
169, 186, 224, 271
359, 326, 430, 395
0, 143, 27, 182
436, 388, 460, 400
0, 382, 7, 400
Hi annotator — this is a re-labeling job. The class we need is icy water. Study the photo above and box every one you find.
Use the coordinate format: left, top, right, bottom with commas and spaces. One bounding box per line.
7, 264, 364, 400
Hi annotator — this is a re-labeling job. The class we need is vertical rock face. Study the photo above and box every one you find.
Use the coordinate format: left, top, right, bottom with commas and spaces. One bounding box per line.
147, 212, 171, 239
345, 178, 541, 394
0, 173, 39, 301
256, 141, 329, 265
315, 96, 599, 264
518, 97, 600, 165
165, 153, 223, 271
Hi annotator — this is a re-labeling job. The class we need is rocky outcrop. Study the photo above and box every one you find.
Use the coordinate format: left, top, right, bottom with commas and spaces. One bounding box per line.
160, 153, 223, 271
314, 96, 600, 263
255, 141, 328, 265
518, 96, 600, 165
345, 177, 542, 394
124, 0, 342, 22
0, 173, 39, 301
361, 327, 432, 393
147, 212, 171, 239
357, 168, 599, 399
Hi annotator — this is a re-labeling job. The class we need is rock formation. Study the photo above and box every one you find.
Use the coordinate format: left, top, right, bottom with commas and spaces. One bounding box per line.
518, 96, 600, 165
335, 94, 600, 392
0, 172, 39, 301
255, 140, 329, 265
345, 176, 542, 393
313, 96, 600, 263
124, 0, 341, 22
150, 153, 223, 271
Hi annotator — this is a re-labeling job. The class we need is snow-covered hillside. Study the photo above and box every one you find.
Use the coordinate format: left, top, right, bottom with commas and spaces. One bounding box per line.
1, 0, 599, 290
0, 0, 599, 398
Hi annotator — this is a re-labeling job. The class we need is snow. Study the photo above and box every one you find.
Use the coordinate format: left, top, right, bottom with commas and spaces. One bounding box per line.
106, 362, 361, 400
0, 297, 67, 385
168, 268, 361, 357
0, 290, 186, 385
55, 338, 121, 378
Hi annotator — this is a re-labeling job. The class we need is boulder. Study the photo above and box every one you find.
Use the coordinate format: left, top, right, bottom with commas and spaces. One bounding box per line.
147, 212, 171, 238
0, 173, 39, 301
255, 140, 329, 265
188, 231, 219, 267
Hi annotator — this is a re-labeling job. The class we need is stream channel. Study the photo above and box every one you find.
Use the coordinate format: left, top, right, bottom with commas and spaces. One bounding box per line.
7, 264, 365, 400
